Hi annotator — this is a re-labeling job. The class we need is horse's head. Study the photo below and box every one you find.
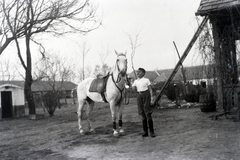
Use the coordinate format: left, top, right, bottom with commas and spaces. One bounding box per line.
115, 50, 128, 76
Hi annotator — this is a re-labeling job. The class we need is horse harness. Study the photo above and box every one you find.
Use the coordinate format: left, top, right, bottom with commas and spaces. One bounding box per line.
99, 72, 126, 105
89, 53, 129, 105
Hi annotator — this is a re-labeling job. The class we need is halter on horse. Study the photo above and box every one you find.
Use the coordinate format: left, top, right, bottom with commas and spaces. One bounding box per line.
77, 50, 128, 137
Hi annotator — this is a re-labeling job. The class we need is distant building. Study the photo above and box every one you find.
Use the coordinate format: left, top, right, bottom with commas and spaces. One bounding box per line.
128, 65, 215, 85
0, 80, 77, 96
0, 81, 77, 119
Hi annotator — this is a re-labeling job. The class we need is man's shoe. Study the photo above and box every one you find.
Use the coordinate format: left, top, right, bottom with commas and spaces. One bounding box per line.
150, 132, 156, 138
142, 132, 148, 137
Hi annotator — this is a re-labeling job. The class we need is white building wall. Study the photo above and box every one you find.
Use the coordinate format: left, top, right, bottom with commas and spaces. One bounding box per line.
0, 84, 25, 119
0, 84, 24, 108
12, 89, 25, 106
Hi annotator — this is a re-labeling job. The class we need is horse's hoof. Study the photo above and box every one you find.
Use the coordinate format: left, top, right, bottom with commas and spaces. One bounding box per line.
80, 132, 85, 136
113, 131, 120, 137
80, 130, 85, 135
90, 129, 96, 134
113, 133, 120, 137
119, 129, 125, 136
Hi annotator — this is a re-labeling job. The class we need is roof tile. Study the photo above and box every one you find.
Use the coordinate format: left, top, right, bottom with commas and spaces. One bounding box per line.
196, 0, 240, 16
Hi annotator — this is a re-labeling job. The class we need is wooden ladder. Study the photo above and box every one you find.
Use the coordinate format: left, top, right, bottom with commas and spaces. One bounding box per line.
153, 16, 209, 106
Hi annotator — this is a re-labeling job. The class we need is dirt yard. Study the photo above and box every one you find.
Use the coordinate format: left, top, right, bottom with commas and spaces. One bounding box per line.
1, 98, 240, 160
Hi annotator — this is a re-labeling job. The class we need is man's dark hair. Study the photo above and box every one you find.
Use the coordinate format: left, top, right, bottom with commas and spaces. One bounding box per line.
138, 68, 146, 74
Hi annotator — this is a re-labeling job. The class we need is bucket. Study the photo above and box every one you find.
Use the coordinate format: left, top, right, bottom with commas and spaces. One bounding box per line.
199, 92, 216, 112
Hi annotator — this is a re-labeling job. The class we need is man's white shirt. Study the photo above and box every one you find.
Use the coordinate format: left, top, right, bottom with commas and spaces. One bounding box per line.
132, 77, 151, 92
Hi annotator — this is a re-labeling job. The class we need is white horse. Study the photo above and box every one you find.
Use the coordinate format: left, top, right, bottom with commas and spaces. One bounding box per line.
77, 51, 128, 137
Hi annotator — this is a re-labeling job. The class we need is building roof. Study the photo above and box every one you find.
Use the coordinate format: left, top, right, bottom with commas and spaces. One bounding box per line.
196, 0, 240, 16
153, 73, 168, 83
0, 81, 77, 92
128, 71, 159, 82
129, 65, 211, 83
129, 69, 183, 82
0, 84, 24, 90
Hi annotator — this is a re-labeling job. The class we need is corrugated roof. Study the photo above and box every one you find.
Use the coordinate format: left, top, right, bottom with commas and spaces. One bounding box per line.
196, 0, 240, 16
0, 81, 77, 92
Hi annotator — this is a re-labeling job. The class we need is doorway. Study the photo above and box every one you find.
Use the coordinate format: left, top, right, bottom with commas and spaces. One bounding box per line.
1, 91, 13, 118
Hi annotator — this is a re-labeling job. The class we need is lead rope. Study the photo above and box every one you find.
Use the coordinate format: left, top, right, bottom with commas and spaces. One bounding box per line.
111, 73, 125, 105
124, 75, 131, 105
124, 89, 130, 105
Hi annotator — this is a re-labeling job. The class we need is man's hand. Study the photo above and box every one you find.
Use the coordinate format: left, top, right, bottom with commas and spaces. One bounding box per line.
150, 97, 155, 105
131, 86, 136, 93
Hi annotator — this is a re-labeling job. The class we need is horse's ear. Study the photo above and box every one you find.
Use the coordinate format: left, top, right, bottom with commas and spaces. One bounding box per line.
115, 50, 119, 56
125, 51, 127, 55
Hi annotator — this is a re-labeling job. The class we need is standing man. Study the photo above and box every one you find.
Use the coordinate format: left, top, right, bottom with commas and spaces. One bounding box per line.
132, 68, 156, 138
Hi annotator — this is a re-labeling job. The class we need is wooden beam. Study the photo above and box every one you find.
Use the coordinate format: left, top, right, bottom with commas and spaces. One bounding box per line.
211, 16, 224, 111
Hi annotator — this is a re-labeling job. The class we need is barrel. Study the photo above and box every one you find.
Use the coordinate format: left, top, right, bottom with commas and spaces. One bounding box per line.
199, 92, 216, 112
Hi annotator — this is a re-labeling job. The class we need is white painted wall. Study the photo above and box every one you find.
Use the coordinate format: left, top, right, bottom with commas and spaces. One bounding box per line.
0, 84, 25, 108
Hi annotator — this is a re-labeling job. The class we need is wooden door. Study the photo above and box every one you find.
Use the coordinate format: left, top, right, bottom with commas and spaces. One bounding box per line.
1, 91, 13, 118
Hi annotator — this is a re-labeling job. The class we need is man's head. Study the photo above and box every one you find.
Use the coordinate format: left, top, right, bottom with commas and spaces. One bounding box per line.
136, 67, 146, 78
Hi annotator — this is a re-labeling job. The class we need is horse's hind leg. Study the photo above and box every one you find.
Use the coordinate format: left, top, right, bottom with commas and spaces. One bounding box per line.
77, 99, 85, 135
86, 98, 96, 133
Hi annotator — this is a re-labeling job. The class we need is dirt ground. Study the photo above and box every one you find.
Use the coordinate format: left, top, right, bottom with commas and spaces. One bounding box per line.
1, 98, 240, 160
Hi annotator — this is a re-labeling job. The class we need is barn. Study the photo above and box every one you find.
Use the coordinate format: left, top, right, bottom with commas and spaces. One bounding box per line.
196, 0, 240, 114
0, 84, 25, 119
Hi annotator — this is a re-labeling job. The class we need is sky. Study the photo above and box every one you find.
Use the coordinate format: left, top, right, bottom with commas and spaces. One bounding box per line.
83, 0, 204, 71
1, 0, 204, 80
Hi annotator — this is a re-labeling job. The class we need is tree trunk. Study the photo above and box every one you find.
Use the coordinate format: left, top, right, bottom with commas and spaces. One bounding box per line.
25, 34, 36, 115
25, 76, 35, 115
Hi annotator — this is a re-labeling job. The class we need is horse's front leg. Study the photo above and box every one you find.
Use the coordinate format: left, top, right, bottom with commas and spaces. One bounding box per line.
109, 101, 119, 137
77, 100, 85, 135
118, 104, 125, 135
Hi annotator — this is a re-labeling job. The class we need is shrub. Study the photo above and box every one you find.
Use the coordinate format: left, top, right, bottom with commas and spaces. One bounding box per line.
42, 91, 60, 116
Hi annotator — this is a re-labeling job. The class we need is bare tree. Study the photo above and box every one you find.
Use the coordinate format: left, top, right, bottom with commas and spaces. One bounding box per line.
34, 53, 75, 116
99, 47, 109, 65
197, 22, 217, 91
34, 54, 75, 83
0, 58, 17, 81
101, 63, 111, 75
81, 40, 90, 80
0, 0, 101, 115
92, 64, 102, 77
92, 64, 111, 78
125, 31, 142, 78
74, 39, 91, 81
98, 45, 110, 75
77, 65, 92, 82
